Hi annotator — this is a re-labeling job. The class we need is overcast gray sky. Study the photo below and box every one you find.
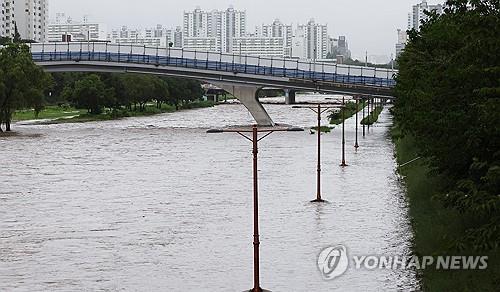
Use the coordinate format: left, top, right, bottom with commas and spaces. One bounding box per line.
50, 0, 419, 60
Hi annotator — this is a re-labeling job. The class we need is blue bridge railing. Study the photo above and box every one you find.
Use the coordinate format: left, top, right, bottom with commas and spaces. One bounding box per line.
30, 42, 397, 88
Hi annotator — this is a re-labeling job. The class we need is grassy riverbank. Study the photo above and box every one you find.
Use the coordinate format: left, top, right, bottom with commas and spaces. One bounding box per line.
13, 106, 87, 121
13, 101, 215, 124
392, 126, 499, 291
361, 106, 383, 125
329, 101, 365, 125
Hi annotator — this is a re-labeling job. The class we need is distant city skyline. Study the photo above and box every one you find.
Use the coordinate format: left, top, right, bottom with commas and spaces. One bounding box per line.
49, 0, 432, 61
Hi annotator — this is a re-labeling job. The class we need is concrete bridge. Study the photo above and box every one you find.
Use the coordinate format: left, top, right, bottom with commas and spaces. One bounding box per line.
29, 42, 397, 126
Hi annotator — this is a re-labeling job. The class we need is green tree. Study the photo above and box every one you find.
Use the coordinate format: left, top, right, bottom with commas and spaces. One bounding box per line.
0, 43, 51, 131
393, 0, 499, 250
71, 74, 114, 114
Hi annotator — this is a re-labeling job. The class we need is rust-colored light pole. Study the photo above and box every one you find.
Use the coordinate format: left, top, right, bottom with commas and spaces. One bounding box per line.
340, 96, 348, 167
293, 103, 342, 203
315, 104, 322, 202
354, 96, 360, 149
251, 126, 260, 292
362, 96, 366, 137
367, 97, 371, 131
208, 124, 302, 292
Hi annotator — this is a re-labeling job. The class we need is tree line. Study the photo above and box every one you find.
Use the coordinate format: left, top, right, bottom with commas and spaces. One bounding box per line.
0, 42, 205, 132
393, 0, 499, 251
52, 72, 204, 114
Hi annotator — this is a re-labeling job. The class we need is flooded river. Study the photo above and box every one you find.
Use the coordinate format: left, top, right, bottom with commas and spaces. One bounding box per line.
0, 96, 418, 291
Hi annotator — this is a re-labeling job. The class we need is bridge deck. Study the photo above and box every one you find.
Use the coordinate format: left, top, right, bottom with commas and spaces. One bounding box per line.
29, 43, 397, 90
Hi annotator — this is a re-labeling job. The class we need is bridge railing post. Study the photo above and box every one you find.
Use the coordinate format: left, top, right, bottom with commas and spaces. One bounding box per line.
322, 62, 325, 81
182, 48, 185, 67
194, 50, 198, 68
232, 53, 235, 72
257, 56, 261, 75
206, 51, 210, 70
296, 59, 299, 78
67, 42, 70, 61
308, 61, 312, 80
270, 57, 274, 76
167, 45, 171, 66
105, 42, 109, 61
155, 45, 159, 65
218, 51, 222, 71
245, 55, 248, 74
118, 43, 121, 62
127, 44, 134, 63
79, 42, 82, 61
143, 45, 146, 63
347, 66, 351, 84
374, 67, 377, 86
334, 64, 338, 83
42, 43, 45, 61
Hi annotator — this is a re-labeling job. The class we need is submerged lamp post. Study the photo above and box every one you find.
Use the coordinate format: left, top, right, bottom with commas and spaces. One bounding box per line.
340, 96, 348, 167
208, 124, 302, 292
293, 103, 342, 203
354, 96, 361, 149
362, 96, 366, 138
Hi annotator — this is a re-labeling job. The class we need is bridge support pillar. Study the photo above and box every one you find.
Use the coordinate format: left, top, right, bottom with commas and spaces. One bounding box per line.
284, 89, 296, 105
213, 83, 275, 126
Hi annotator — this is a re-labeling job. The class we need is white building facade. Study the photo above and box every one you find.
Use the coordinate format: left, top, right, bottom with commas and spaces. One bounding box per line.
48, 14, 107, 42
256, 19, 293, 57
232, 36, 285, 58
183, 7, 246, 53
1, 0, 48, 41
293, 19, 328, 60
409, 0, 444, 30
109, 25, 182, 48
396, 29, 408, 57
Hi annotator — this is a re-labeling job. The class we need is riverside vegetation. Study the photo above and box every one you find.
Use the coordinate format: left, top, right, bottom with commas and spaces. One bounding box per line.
392, 0, 499, 290
0, 41, 211, 131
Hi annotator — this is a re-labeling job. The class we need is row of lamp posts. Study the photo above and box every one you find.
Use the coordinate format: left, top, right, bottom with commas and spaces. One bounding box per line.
207, 95, 385, 291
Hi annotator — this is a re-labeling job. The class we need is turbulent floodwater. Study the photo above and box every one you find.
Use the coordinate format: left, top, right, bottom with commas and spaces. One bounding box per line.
0, 95, 418, 291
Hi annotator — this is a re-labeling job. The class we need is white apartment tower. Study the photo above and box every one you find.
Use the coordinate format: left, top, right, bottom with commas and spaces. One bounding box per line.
13, 0, 48, 41
183, 7, 246, 53
259, 19, 293, 57
1, 0, 16, 39
396, 29, 408, 57
295, 19, 328, 60
1, 0, 48, 41
409, 0, 444, 31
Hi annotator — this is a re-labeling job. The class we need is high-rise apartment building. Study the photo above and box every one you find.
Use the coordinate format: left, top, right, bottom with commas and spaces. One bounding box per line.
183, 7, 246, 53
409, 0, 444, 31
396, 29, 408, 57
2, 0, 47, 41
1, 0, 48, 41
256, 19, 293, 57
293, 19, 328, 60
396, 1, 443, 57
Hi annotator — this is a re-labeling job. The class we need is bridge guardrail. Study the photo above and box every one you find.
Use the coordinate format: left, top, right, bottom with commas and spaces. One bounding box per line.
29, 42, 397, 88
